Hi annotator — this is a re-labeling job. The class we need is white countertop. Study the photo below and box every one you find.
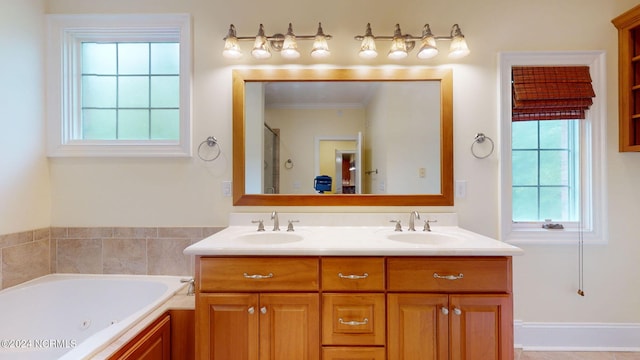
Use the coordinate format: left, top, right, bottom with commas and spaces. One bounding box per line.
184, 217, 523, 257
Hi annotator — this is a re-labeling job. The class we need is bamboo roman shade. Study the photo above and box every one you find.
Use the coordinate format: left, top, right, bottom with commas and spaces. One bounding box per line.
512, 66, 595, 121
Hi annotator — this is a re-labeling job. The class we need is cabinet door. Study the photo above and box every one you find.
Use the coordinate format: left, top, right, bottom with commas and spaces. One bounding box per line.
387, 294, 449, 360
197, 293, 259, 360
259, 293, 320, 360
449, 295, 513, 360
110, 314, 171, 360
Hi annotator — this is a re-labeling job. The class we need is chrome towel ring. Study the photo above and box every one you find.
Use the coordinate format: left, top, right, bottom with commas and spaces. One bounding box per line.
471, 133, 494, 159
197, 136, 221, 161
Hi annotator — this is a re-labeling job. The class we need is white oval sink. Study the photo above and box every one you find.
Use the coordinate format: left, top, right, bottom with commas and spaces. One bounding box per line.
236, 232, 304, 245
386, 232, 461, 245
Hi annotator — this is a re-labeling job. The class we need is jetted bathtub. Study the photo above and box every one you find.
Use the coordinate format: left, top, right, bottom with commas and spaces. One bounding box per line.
0, 274, 185, 359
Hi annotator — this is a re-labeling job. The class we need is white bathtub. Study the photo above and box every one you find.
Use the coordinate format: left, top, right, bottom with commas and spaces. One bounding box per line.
0, 274, 186, 360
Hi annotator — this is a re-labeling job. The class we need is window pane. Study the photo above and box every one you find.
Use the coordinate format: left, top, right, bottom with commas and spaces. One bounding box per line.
150, 109, 179, 140
540, 120, 568, 148
513, 187, 538, 221
82, 75, 117, 108
119, 76, 149, 108
540, 187, 569, 221
151, 43, 179, 74
512, 121, 538, 149
83, 109, 116, 139
118, 110, 150, 140
150, 76, 179, 108
118, 43, 149, 75
82, 43, 116, 74
540, 150, 568, 185
512, 150, 538, 185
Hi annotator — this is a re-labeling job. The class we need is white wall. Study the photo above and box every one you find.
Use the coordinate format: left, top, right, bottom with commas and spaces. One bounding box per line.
0, 0, 50, 234
40, 0, 640, 327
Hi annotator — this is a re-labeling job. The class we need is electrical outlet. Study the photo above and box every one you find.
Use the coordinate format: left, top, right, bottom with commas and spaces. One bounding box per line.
419, 167, 426, 178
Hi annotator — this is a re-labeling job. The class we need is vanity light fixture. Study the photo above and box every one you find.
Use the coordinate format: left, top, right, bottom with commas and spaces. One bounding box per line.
222, 23, 332, 60
354, 23, 470, 60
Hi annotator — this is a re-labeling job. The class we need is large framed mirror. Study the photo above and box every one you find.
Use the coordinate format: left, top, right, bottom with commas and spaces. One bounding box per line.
232, 68, 453, 206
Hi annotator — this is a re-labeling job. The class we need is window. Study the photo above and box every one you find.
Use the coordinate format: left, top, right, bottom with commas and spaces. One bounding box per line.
46, 14, 191, 157
499, 52, 607, 244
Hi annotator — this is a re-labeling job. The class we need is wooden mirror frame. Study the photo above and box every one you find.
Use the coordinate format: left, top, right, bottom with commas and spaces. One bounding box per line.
232, 68, 454, 206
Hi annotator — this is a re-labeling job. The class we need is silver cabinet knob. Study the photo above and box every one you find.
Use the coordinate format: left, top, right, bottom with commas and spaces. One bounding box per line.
248, 306, 255, 314
441, 307, 449, 315
453, 308, 462, 316
260, 306, 267, 314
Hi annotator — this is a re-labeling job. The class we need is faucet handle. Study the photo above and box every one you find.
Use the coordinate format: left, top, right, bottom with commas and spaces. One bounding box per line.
252, 219, 265, 231
390, 220, 403, 232
287, 220, 300, 232
423, 219, 437, 232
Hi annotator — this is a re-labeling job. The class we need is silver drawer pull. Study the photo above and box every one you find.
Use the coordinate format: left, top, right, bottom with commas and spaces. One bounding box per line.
433, 272, 464, 280
338, 272, 369, 280
338, 318, 369, 326
243, 272, 274, 279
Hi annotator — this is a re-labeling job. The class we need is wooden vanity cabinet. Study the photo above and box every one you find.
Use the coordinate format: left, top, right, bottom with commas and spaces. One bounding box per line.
613, 4, 640, 151
195, 256, 514, 360
387, 257, 514, 360
196, 257, 320, 360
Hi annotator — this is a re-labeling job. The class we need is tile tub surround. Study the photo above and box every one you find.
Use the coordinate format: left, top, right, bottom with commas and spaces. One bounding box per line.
0, 226, 223, 290
0, 228, 51, 289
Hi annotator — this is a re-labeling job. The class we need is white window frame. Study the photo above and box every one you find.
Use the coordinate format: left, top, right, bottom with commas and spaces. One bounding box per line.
46, 14, 192, 157
498, 51, 607, 244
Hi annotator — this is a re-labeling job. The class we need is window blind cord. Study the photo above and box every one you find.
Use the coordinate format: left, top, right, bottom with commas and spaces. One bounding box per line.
577, 138, 585, 297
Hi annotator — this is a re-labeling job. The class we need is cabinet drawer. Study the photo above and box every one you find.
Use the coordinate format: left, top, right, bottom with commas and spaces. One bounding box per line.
198, 257, 319, 292
322, 257, 384, 291
322, 294, 385, 346
322, 347, 386, 360
387, 257, 511, 293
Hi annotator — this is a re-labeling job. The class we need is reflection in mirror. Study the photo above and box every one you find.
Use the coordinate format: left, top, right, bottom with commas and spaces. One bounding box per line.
233, 68, 453, 206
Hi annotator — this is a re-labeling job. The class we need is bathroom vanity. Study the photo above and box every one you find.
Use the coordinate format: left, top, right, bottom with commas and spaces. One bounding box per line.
184, 213, 523, 360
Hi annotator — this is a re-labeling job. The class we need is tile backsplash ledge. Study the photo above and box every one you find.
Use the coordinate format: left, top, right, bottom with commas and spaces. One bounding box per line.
0, 226, 223, 290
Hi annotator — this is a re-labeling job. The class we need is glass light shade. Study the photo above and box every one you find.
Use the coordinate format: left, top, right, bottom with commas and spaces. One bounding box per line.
310, 23, 330, 58
311, 35, 330, 58
251, 35, 271, 59
222, 36, 242, 59
387, 24, 408, 60
357, 36, 376, 58
417, 36, 438, 59
388, 37, 408, 59
250, 24, 271, 59
448, 35, 470, 59
281, 23, 300, 59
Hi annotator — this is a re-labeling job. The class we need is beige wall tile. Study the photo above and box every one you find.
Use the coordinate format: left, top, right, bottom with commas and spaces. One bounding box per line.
68, 227, 113, 239
203, 227, 225, 238
50, 227, 68, 238
158, 227, 203, 239
103, 238, 146, 275
0, 230, 32, 249
113, 227, 158, 239
147, 238, 192, 276
57, 238, 102, 274
33, 228, 50, 242
1, 239, 50, 288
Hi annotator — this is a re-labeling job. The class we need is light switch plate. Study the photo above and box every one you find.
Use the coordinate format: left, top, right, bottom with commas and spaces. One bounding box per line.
455, 180, 467, 199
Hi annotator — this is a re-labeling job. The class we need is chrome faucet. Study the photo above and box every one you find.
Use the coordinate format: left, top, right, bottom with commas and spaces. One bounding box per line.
271, 211, 280, 231
180, 278, 195, 296
408, 211, 420, 231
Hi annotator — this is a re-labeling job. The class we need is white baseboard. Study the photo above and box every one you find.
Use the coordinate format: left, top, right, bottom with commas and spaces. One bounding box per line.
514, 321, 640, 351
